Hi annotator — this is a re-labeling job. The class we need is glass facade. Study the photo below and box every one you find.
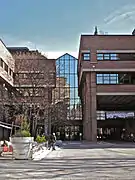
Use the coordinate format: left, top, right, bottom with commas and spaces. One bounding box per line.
52, 53, 82, 140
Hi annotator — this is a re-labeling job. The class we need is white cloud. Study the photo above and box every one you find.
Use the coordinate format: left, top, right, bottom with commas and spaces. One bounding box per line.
100, 4, 135, 33
104, 4, 135, 24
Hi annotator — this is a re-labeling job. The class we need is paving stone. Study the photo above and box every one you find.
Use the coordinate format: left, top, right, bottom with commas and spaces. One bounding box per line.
0, 142, 135, 179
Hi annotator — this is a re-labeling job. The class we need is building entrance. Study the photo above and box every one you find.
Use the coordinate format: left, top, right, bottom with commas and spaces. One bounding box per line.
52, 125, 83, 141
97, 117, 135, 141
97, 127, 122, 141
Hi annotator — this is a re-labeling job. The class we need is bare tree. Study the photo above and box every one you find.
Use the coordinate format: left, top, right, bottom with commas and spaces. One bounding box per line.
12, 50, 56, 137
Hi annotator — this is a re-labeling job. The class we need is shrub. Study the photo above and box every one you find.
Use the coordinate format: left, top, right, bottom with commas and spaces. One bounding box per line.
36, 135, 46, 143
13, 116, 31, 137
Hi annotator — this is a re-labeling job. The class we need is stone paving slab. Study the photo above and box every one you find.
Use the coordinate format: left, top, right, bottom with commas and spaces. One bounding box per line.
0, 142, 135, 179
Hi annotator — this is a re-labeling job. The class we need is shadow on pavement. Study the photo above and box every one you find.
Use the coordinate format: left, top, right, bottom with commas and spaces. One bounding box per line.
0, 157, 135, 179
62, 141, 135, 149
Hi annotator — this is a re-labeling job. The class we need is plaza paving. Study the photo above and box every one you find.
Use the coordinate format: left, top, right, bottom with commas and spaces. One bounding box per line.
1, 141, 135, 179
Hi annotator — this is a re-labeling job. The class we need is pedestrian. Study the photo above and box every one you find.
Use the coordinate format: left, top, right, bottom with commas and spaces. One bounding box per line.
48, 134, 56, 150
52, 133, 56, 150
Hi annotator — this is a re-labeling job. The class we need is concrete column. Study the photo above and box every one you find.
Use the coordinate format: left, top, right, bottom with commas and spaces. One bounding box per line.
82, 81, 87, 140
84, 72, 97, 142
84, 77, 91, 140
90, 72, 97, 142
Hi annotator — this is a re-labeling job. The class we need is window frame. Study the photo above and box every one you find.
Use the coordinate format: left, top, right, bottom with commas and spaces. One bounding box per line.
97, 53, 118, 61
97, 53, 103, 60
0, 58, 4, 68
96, 73, 119, 84
82, 53, 90, 61
4, 63, 8, 73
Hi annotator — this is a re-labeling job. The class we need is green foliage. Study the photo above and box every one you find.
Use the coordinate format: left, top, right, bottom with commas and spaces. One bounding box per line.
13, 116, 31, 137
36, 135, 46, 143
21, 130, 31, 137
21, 116, 30, 132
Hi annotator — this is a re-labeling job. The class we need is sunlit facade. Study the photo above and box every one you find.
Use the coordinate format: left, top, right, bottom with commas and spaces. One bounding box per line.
78, 33, 135, 141
52, 53, 82, 140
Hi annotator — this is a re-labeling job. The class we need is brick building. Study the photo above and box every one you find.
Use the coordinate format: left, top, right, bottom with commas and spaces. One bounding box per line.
78, 30, 135, 141
0, 43, 56, 139
0, 40, 15, 139
7, 47, 56, 136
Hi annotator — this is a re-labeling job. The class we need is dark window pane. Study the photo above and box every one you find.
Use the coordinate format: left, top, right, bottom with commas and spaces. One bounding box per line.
0, 58, 4, 68
9, 69, 12, 76
4, 63, 8, 73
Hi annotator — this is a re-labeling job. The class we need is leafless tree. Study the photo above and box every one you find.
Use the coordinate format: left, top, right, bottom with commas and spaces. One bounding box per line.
12, 51, 56, 137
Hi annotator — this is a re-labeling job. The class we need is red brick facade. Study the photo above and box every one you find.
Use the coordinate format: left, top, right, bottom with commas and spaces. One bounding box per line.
78, 33, 135, 141
0, 45, 56, 139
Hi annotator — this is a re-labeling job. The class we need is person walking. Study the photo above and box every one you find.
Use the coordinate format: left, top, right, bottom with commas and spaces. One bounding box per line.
48, 134, 56, 150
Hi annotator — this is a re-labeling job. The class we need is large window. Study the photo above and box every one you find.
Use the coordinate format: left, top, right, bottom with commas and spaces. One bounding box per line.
96, 74, 118, 84
97, 73, 135, 84
97, 53, 118, 60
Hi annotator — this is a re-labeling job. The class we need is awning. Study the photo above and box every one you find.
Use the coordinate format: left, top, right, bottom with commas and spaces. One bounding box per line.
0, 123, 12, 129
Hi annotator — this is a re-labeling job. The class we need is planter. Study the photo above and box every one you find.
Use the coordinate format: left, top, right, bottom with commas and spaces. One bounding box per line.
10, 137, 34, 160
0, 146, 2, 156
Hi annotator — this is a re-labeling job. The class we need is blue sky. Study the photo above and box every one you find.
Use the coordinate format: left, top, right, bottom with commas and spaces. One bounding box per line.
0, 0, 135, 58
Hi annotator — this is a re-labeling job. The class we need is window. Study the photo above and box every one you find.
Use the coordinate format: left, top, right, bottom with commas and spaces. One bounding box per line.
97, 53, 118, 61
0, 58, 4, 68
110, 53, 118, 60
103, 74, 110, 84
104, 54, 110, 60
110, 74, 118, 84
97, 54, 103, 60
4, 63, 8, 73
96, 74, 103, 84
96, 74, 118, 84
9, 68, 12, 76
82, 53, 90, 60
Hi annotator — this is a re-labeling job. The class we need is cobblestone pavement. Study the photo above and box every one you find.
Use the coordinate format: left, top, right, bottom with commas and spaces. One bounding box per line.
1, 141, 135, 179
